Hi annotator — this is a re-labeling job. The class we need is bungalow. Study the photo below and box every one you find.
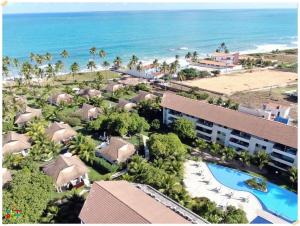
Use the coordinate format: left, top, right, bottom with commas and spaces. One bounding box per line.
131, 90, 157, 103
197, 59, 242, 74
2, 131, 31, 156
79, 180, 207, 224
118, 77, 148, 86
75, 103, 102, 121
211, 52, 240, 65
96, 137, 136, 164
126, 64, 164, 80
43, 154, 89, 192
14, 106, 42, 126
45, 122, 77, 144
116, 99, 137, 111
48, 93, 73, 106
2, 168, 12, 186
79, 88, 102, 99
104, 83, 124, 93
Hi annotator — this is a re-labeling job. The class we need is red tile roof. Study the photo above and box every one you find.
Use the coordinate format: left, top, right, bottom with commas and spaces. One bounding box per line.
79, 180, 191, 224
161, 92, 297, 148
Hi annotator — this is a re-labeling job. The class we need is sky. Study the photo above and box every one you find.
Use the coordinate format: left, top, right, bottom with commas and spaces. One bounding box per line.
3, 2, 298, 14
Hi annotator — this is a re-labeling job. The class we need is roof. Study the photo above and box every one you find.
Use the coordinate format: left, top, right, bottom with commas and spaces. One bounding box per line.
2, 168, 12, 186
43, 155, 88, 187
131, 90, 157, 103
48, 93, 73, 105
98, 137, 136, 163
116, 99, 137, 111
211, 52, 238, 57
14, 106, 42, 124
198, 60, 234, 67
161, 92, 297, 148
79, 88, 101, 98
2, 132, 31, 154
263, 102, 290, 109
45, 122, 77, 143
118, 77, 148, 86
75, 104, 102, 121
105, 83, 124, 92
79, 180, 191, 224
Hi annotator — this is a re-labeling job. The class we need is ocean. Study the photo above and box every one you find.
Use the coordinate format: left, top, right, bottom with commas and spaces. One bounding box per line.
3, 9, 298, 72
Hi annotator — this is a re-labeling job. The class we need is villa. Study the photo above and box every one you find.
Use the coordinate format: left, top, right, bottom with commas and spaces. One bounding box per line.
96, 137, 136, 164
43, 154, 89, 192
2, 168, 12, 186
75, 103, 102, 121
2, 131, 31, 156
104, 83, 124, 93
78, 88, 102, 99
79, 180, 207, 224
161, 92, 297, 171
126, 64, 164, 79
211, 52, 240, 65
118, 76, 148, 86
116, 99, 137, 111
131, 90, 157, 103
45, 122, 77, 144
48, 93, 73, 106
14, 106, 42, 126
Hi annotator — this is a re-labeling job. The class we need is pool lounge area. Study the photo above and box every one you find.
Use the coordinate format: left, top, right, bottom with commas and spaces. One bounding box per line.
207, 163, 298, 222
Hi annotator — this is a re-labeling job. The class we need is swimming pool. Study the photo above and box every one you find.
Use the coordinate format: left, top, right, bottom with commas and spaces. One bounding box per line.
207, 163, 298, 222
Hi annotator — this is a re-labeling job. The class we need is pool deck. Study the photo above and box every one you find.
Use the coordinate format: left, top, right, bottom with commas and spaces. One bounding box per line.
183, 160, 291, 224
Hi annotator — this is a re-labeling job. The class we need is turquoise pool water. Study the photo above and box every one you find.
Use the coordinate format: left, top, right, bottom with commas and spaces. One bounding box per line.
207, 163, 298, 222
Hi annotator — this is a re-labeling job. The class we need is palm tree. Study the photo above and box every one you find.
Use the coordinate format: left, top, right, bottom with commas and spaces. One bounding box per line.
223, 147, 236, 161
89, 47, 97, 59
195, 138, 208, 151
33, 65, 44, 79
70, 62, 80, 81
60, 49, 69, 59
185, 52, 192, 60
136, 61, 143, 72
35, 54, 44, 65
45, 64, 55, 79
99, 49, 106, 58
170, 59, 180, 74
160, 61, 169, 74
29, 52, 36, 62
87, 60, 96, 72
288, 166, 297, 188
238, 150, 251, 166
54, 60, 64, 75
192, 51, 198, 62
20, 61, 33, 83
128, 55, 139, 69
12, 58, 19, 69
2, 64, 9, 77
102, 61, 110, 68
210, 142, 221, 155
152, 59, 160, 69
254, 150, 270, 169
44, 52, 52, 63
68, 134, 96, 163
175, 55, 180, 60
113, 56, 122, 69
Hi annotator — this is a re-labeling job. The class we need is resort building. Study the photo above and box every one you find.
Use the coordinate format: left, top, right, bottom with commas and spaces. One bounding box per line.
43, 154, 89, 192
118, 76, 148, 86
96, 137, 136, 164
48, 93, 73, 106
211, 52, 240, 65
2, 168, 12, 186
2, 132, 31, 156
104, 83, 124, 93
238, 102, 291, 125
79, 180, 207, 224
131, 90, 157, 103
75, 103, 102, 121
126, 64, 164, 79
197, 60, 242, 74
116, 99, 137, 111
14, 106, 42, 126
161, 92, 297, 171
45, 122, 77, 144
78, 88, 102, 99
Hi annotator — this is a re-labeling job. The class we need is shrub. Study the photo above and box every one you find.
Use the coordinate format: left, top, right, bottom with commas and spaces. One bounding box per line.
89, 157, 119, 174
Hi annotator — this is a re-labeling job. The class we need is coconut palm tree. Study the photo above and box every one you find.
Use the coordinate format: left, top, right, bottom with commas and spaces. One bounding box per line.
152, 59, 160, 69
192, 51, 198, 62
29, 52, 36, 62
99, 49, 106, 58
223, 147, 236, 161
238, 150, 251, 166
44, 52, 52, 63
160, 61, 169, 74
175, 55, 180, 60
60, 49, 69, 59
185, 52, 192, 60
87, 60, 96, 72
113, 56, 122, 69
20, 61, 33, 83
35, 54, 44, 66
33, 65, 44, 79
54, 60, 64, 75
70, 62, 80, 81
12, 58, 19, 69
89, 47, 97, 59
210, 142, 221, 155
136, 61, 144, 72
288, 166, 297, 188
102, 61, 110, 68
45, 64, 55, 79
2, 64, 9, 78
195, 138, 208, 150
68, 134, 96, 163
253, 150, 270, 169
128, 55, 139, 69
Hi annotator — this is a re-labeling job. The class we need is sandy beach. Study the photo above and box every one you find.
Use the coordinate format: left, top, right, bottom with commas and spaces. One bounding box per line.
180, 69, 298, 95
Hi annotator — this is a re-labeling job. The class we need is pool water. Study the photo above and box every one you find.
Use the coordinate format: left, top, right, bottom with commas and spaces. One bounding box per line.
251, 216, 272, 224
207, 163, 298, 222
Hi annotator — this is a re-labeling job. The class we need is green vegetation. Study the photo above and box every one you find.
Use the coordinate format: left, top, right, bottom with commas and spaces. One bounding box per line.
245, 177, 267, 192
178, 68, 210, 80
171, 117, 197, 141
68, 134, 96, 163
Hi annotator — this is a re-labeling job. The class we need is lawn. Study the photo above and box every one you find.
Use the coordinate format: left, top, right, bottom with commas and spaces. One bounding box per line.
87, 166, 111, 182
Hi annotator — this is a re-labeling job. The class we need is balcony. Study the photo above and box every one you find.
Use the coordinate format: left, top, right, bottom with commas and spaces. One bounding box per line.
270, 155, 294, 167
231, 130, 251, 140
273, 144, 297, 156
229, 137, 249, 148
271, 152, 295, 164
197, 119, 213, 128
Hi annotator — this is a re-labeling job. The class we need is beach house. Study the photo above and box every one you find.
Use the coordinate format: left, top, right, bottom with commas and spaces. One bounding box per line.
45, 122, 77, 144
116, 99, 137, 111
211, 52, 240, 65
161, 92, 297, 171
14, 106, 42, 126
79, 180, 207, 224
104, 83, 124, 93
78, 88, 102, 99
131, 90, 157, 103
75, 103, 102, 121
43, 154, 89, 192
48, 93, 73, 106
126, 64, 164, 79
2, 132, 31, 156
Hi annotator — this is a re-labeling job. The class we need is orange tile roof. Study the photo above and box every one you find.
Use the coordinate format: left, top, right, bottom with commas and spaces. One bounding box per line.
199, 60, 234, 67
161, 92, 297, 148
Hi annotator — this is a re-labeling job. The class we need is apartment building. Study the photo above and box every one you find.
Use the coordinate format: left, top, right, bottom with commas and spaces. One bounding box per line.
161, 92, 297, 171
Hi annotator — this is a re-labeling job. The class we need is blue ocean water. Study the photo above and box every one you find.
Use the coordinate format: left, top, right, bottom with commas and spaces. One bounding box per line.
207, 163, 298, 222
3, 9, 298, 70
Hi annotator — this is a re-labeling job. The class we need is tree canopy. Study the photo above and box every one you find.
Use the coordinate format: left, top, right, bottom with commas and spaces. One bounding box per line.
171, 117, 197, 141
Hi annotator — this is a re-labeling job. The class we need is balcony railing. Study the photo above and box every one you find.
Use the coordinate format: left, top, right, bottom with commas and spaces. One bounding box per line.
231, 130, 251, 140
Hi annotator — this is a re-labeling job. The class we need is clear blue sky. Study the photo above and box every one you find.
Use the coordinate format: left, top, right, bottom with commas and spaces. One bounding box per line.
3, 2, 297, 14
